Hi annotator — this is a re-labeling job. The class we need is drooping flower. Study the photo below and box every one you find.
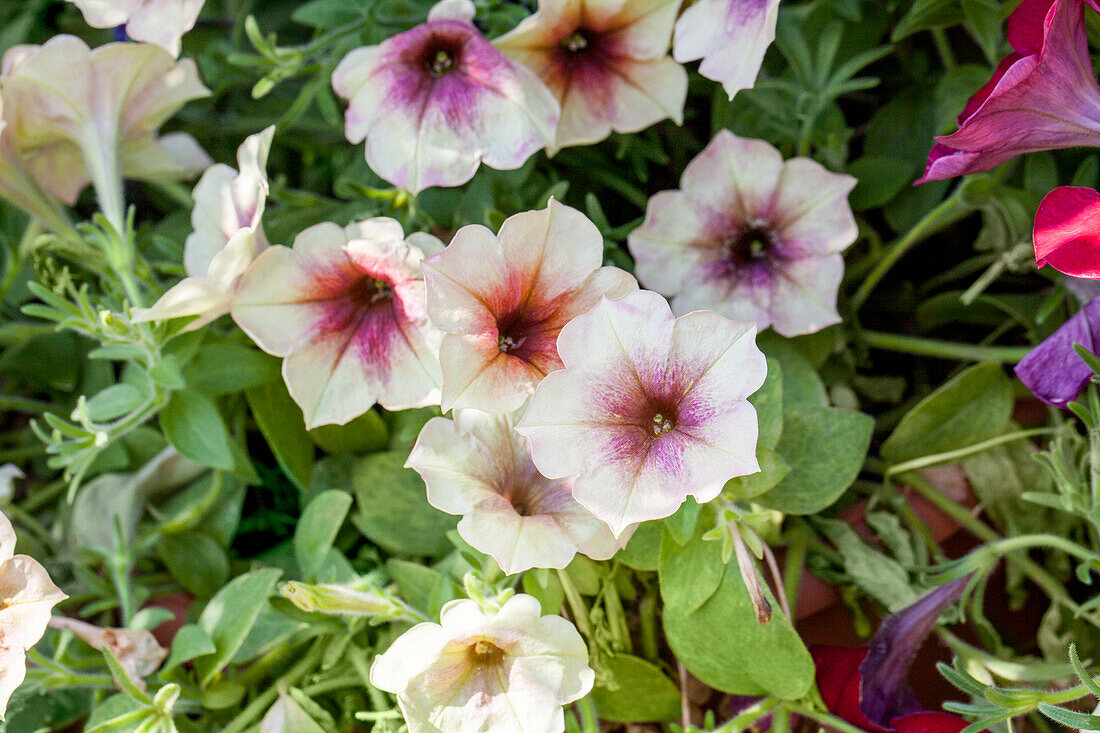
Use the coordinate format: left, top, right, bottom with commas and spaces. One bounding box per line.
0, 510, 67, 716
0, 98, 76, 239
407, 409, 624, 574
517, 289, 765, 536
331, 0, 560, 194
917, 0, 1100, 183
672, 0, 780, 99
494, 0, 687, 151
49, 616, 167, 688
627, 130, 857, 337
231, 218, 443, 428
422, 199, 636, 413
131, 126, 274, 331
811, 579, 981, 733
370, 594, 593, 733
1032, 185, 1100, 278
0, 35, 211, 229
1014, 295, 1100, 407
66, 0, 206, 57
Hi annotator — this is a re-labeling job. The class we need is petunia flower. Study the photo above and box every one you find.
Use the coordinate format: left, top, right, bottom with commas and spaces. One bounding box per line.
421, 199, 636, 413
811, 579, 981, 733
917, 0, 1100, 183
0, 98, 76, 239
0, 509, 67, 716
494, 0, 687, 151
131, 126, 274, 331
49, 616, 167, 688
1014, 294, 1100, 407
370, 594, 593, 733
331, 0, 560, 194
672, 0, 780, 99
1032, 185, 1100, 278
66, 0, 206, 57
231, 218, 444, 428
0, 35, 211, 230
0, 464, 20, 505
407, 409, 625, 574
517, 289, 765, 536
627, 130, 857, 337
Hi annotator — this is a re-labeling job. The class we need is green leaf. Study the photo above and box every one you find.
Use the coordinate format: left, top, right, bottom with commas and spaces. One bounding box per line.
663, 499, 702, 546
162, 624, 216, 673
725, 447, 791, 500
352, 451, 457, 557
308, 410, 389, 454
615, 521, 662, 571
662, 532, 813, 698
591, 654, 681, 723
892, 0, 960, 41
84, 695, 149, 733
752, 358, 784, 449
881, 362, 1013, 466
659, 525, 725, 613
195, 568, 282, 687
522, 569, 566, 615
246, 380, 314, 491
386, 559, 460, 617
159, 532, 229, 597
295, 490, 353, 580
757, 333, 828, 408
760, 407, 873, 514
815, 518, 918, 611
101, 645, 152, 704
848, 156, 913, 210
185, 344, 280, 395
1038, 702, 1100, 730
159, 389, 234, 470
86, 383, 146, 421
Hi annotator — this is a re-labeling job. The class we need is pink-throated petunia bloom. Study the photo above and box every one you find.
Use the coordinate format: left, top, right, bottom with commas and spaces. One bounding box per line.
0, 509, 67, 716
495, 0, 688, 151
132, 126, 274, 331
0, 35, 211, 230
1032, 185, 1100, 278
672, 0, 780, 99
917, 0, 1100, 183
627, 129, 857, 337
406, 409, 625, 574
516, 289, 765, 536
231, 218, 444, 429
421, 199, 636, 413
370, 594, 593, 733
66, 0, 206, 57
330, 0, 560, 194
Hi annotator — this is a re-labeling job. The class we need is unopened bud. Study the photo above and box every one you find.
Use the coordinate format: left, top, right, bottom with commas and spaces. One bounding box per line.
731, 525, 771, 625
282, 581, 401, 619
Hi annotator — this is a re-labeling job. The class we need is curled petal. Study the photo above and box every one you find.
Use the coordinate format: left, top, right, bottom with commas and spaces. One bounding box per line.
1034, 186, 1100, 278
672, 0, 781, 98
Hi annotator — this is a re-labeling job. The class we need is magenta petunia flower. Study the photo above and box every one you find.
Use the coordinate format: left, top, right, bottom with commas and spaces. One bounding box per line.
918, 0, 1100, 183
331, 0, 560, 194
672, 0, 780, 99
407, 409, 624, 574
627, 130, 857, 337
516, 289, 765, 536
495, 0, 687, 151
1033, 185, 1100, 278
422, 199, 636, 413
231, 218, 444, 428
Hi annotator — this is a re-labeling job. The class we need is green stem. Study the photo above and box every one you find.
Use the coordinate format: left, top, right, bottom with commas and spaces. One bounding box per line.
556, 569, 593, 641
783, 521, 809, 620
222, 643, 322, 733
786, 704, 880, 733
885, 428, 1057, 478
900, 471, 1082, 612
862, 330, 1031, 363
849, 190, 970, 313
931, 28, 956, 70
0, 395, 56, 414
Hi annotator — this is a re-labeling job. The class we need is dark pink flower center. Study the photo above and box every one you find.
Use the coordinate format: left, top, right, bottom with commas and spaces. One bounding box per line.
348, 276, 394, 305
410, 30, 468, 78
723, 226, 775, 268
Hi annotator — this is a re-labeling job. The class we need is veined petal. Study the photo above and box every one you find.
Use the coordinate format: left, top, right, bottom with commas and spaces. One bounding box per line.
673, 0, 780, 98
1034, 185, 1100, 278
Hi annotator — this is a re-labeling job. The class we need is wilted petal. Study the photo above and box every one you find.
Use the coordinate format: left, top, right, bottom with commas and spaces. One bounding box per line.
332, 4, 560, 193
918, 0, 1100, 183
518, 290, 765, 536
370, 595, 593, 733
672, 0, 780, 98
67, 0, 205, 56
423, 199, 636, 413
496, 0, 686, 150
408, 410, 624, 573
232, 219, 443, 427
1033, 185, 1100, 278
629, 130, 856, 337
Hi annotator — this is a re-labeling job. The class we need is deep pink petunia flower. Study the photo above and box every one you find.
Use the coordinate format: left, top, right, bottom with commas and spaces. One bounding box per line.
917, 0, 1100, 183
1033, 185, 1100, 278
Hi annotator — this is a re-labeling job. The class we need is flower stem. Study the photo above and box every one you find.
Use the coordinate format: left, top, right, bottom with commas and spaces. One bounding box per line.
556, 568, 593, 640
849, 190, 970, 313
862, 330, 1031, 363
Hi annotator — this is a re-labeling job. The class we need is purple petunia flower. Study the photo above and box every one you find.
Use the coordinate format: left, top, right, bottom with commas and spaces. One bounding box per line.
1015, 296, 1100, 407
